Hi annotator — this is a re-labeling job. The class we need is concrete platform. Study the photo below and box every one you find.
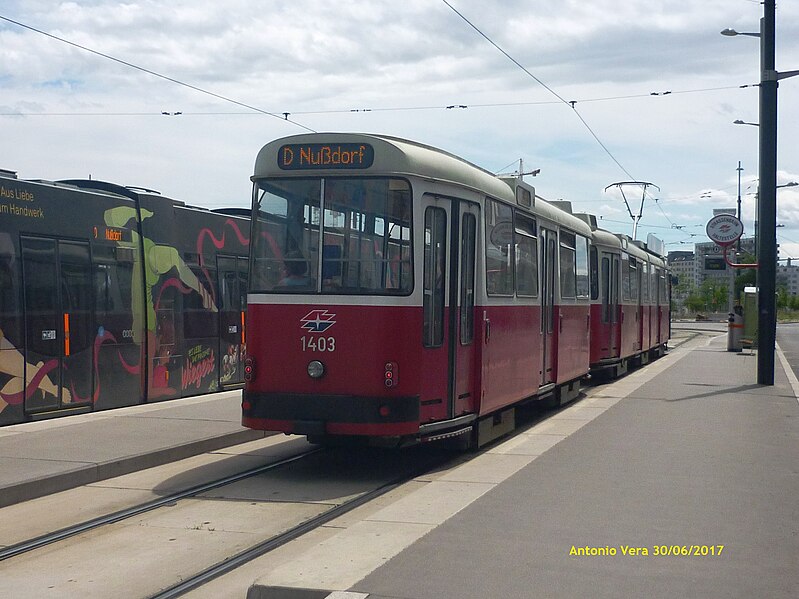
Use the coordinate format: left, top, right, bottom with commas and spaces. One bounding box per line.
246, 334, 799, 599
0, 389, 266, 508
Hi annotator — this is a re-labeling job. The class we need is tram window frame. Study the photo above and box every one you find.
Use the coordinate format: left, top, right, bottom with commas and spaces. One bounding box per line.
460, 212, 477, 345
575, 234, 589, 299
641, 261, 650, 304
621, 253, 632, 302
58, 241, 93, 354
183, 265, 219, 340
516, 186, 532, 208
514, 213, 538, 298
559, 231, 577, 299
0, 243, 21, 342
589, 246, 599, 301
321, 178, 412, 294
628, 256, 639, 302
658, 268, 668, 305
251, 178, 322, 293
485, 198, 514, 297
601, 255, 611, 323
423, 206, 446, 348
250, 177, 412, 296
651, 262, 656, 304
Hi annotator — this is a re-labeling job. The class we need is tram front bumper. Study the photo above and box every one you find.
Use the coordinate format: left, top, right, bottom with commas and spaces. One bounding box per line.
241, 391, 420, 436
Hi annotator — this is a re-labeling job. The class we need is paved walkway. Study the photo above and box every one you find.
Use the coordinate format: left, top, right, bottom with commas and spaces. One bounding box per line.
246, 333, 799, 599
0, 389, 264, 508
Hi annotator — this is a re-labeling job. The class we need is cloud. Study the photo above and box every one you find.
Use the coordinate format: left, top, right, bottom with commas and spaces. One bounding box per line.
1, 0, 798, 254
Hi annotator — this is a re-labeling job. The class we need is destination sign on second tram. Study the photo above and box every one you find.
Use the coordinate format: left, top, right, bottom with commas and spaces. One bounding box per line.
278, 143, 375, 170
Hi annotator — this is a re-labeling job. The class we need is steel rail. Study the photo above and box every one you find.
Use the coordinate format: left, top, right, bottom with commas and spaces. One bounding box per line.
148, 452, 452, 599
0, 448, 320, 562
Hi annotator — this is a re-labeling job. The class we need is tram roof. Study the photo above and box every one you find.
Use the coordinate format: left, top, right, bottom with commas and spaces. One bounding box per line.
254, 133, 517, 203
254, 133, 592, 236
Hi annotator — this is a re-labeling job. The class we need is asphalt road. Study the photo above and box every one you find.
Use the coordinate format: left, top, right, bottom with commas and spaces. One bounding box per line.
777, 322, 799, 381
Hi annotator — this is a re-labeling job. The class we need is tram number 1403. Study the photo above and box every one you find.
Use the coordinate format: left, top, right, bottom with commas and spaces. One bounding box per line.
301, 336, 336, 352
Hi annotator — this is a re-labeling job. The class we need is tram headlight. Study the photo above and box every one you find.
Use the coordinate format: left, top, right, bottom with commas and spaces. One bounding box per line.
307, 360, 325, 379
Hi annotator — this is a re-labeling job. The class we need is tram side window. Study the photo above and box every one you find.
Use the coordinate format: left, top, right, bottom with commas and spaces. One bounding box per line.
515, 214, 537, 297
589, 246, 599, 300
601, 256, 611, 322
0, 245, 20, 342
575, 235, 589, 299
460, 212, 476, 344
628, 257, 639, 302
485, 199, 513, 296
184, 266, 219, 340
59, 242, 93, 353
93, 245, 134, 336
641, 262, 650, 304
423, 207, 446, 347
621, 253, 631, 301
559, 231, 577, 299
651, 266, 658, 306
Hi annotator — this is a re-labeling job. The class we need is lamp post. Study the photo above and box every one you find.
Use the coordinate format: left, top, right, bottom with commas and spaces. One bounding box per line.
722, 0, 799, 385
735, 162, 743, 304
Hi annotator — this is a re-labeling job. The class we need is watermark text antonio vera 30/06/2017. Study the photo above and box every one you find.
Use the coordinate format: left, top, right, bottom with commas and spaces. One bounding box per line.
569, 544, 725, 557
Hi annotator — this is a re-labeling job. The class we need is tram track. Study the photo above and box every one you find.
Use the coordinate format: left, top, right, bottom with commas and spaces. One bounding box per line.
0, 439, 460, 598
0, 448, 322, 562
0, 351, 668, 569
149, 450, 452, 599
1, 357, 678, 598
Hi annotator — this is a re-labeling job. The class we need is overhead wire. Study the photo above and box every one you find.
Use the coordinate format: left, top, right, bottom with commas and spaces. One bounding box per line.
0, 83, 752, 118
439, 0, 738, 235
0, 14, 316, 133
440, 0, 636, 180
1, 9, 775, 244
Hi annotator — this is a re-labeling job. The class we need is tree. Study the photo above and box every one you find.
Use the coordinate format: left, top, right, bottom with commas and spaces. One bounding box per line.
734, 253, 757, 298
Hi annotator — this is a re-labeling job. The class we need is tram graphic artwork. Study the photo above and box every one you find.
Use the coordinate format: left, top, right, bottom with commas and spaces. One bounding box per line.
0, 174, 250, 425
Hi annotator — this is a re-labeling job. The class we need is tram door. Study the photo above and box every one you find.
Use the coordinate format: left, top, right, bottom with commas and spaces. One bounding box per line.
217, 255, 248, 386
600, 252, 620, 357
21, 237, 93, 413
540, 228, 557, 386
422, 196, 479, 419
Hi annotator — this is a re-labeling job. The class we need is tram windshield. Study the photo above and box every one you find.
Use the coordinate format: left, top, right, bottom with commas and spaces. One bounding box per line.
250, 178, 413, 294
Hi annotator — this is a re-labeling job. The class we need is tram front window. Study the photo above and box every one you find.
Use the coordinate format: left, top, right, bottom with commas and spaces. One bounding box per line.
250, 178, 412, 295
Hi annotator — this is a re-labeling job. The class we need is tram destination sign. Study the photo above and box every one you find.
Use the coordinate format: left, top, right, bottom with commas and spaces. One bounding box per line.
706, 214, 744, 247
278, 143, 375, 170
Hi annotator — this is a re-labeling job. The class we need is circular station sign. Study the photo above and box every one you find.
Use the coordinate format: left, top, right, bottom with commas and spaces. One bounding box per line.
706, 214, 744, 247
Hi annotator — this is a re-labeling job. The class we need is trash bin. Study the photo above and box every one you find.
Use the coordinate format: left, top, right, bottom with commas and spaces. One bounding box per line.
727, 305, 744, 352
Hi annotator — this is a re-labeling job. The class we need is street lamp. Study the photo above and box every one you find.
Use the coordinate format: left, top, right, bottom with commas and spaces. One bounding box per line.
722, 1, 799, 385
720, 28, 760, 38
733, 119, 759, 126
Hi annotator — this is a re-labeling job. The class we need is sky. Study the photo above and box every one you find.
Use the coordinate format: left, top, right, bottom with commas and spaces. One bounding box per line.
2, 0, 799, 259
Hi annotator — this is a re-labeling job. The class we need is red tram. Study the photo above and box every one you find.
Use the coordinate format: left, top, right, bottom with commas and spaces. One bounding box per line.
241, 133, 669, 447
577, 215, 670, 377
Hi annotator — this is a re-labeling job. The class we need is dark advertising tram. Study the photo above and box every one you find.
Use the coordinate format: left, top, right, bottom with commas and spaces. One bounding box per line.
0, 172, 249, 425
241, 133, 670, 448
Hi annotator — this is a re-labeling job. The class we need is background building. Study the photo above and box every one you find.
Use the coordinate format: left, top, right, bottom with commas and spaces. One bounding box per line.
694, 237, 756, 287
777, 261, 799, 295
